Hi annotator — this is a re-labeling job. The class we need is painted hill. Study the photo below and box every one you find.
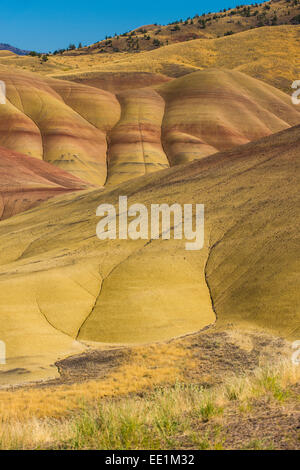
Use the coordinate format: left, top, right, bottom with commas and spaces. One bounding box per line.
0, 69, 121, 186
157, 69, 300, 162
0, 146, 90, 220
0, 68, 299, 188
0, 124, 299, 384
62, 71, 172, 94
106, 68, 300, 186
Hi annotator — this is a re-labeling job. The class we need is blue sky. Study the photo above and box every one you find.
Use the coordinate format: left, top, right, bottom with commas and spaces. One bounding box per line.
1, 0, 245, 52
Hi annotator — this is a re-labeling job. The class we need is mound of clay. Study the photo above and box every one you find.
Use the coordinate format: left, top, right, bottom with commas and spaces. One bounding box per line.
0, 67, 299, 187
0, 70, 120, 186
0, 125, 299, 384
65, 71, 172, 93
157, 69, 300, 165
0, 146, 90, 219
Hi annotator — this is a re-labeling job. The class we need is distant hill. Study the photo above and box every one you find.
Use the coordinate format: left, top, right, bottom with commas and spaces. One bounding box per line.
62, 0, 300, 55
50, 25, 299, 94
0, 43, 30, 55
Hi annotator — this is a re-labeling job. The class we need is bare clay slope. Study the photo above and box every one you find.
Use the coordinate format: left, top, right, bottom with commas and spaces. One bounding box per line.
0, 146, 90, 220
106, 69, 300, 185
157, 69, 300, 165
0, 125, 299, 384
0, 70, 120, 186
0, 68, 299, 188
65, 72, 172, 94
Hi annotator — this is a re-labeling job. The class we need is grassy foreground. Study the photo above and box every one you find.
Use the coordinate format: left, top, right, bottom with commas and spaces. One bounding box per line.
0, 360, 299, 450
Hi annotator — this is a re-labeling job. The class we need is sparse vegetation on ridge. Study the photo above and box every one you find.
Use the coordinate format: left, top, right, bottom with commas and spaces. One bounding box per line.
60, 0, 300, 55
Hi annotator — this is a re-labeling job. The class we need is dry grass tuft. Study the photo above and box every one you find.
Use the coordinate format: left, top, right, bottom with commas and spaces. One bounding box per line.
0, 359, 299, 450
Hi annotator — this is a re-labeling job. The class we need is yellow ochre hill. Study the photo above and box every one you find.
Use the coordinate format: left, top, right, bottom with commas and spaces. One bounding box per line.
0, 124, 299, 385
0, 15, 299, 388
0, 1, 300, 452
